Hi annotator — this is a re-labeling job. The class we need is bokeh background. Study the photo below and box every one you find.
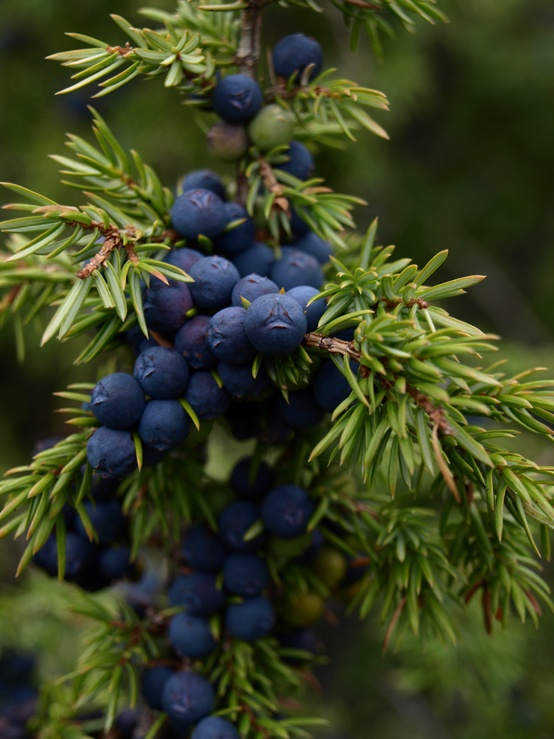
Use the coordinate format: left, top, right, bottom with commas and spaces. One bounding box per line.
1, 0, 554, 737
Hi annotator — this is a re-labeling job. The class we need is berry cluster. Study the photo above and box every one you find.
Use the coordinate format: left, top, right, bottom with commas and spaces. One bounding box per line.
134, 454, 367, 735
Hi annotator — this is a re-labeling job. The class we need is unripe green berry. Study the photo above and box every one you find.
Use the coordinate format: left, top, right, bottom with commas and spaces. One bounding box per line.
311, 546, 348, 590
248, 105, 295, 151
280, 590, 325, 627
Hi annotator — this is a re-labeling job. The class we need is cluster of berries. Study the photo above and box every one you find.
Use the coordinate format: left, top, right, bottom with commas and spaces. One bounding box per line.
202, 33, 322, 163
33, 471, 135, 591
0, 651, 38, 739
133, 453, 368, 736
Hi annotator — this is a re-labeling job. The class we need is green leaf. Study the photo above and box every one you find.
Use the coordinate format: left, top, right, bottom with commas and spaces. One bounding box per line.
41, 279, 92, 344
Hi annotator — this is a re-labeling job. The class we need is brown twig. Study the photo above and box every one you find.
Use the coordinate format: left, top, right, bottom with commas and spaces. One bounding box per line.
258, 159, 290, 214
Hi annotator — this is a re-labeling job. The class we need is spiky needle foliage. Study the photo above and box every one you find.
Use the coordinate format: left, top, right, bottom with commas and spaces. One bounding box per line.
1, 0, 553, 737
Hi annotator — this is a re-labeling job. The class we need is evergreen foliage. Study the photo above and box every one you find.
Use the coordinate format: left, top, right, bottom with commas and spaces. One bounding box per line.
0, 0, 552, 737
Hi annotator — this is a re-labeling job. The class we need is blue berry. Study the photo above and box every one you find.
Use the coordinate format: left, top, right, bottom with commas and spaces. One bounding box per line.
192, 716, 239, 739
77, 499, 126, 546
231, 241, 275, 277
291, 231, 332, 264
214, 203, 255, 256
137, 399, 190, 451
277, 140, 314, 180
98, 545, 133, 582
141, 666, 173, 710
134, 346, 189, 399
169, 573, 226, 615
279, 629, 319, 661
275, 387, 325, 430
168, 613, 216, 659
223, 554, 269, 596
185, 371, 231, 419
163, 246, 204, 273
243, 293, 307, 357
313, 359, 352, 412
90, 373, 145, 430
87, 427, 137, 479
218, 501, 263, 552
33, 532, 96, 580
225, 596, 275, 641
286, 285, 326, 332
182, 525, 226, 574
180, 170, 226, 200
217, 362, 271, 399
231, 274, 279, 307
289, 207, 311, 237
261, 485, 314, 539
207, 307, 256, 364
217, 361, 270, 399
161, 672, 214, 730
230, 457, 273, 499
213, 74, 263, 124
188, 256, 240, 312
272, 33, 323, 82
270, 248, 323, 291
174, 316, 217, 370
144, 278, 194, 335
171, 189, 228, 240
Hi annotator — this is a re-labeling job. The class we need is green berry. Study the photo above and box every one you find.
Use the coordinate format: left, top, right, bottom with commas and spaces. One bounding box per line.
248, 105, 295, 151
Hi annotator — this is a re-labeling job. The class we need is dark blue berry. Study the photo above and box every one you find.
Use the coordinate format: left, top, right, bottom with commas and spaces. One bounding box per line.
270, 248, 323, 291
141, 666, 173, 710
168, 613, 216, 659
115, 709, 140, 739
87, 427, 137, 479
217, 501, 263, 552
313, 359, 352, 412
217, 361, 270, 399
231, 242, 275, 278
230, 457, 273, 499
225, 596, 275, 641
213, 203, 255, 256
243, 293, 307, 357
289, 207, 310, 237
231, 274, 279, 307
286, 285, 326, 332
182, 525, 226, 574
77, 499, 126, 546
272, 34, 323, 82
207, 307, 256, 364
169, 573, 226, 615
188, 256, 240, 312
223, 554, 269, 596
137, 399, 190, 451
138, 400, 190, 451
185, 371, 231, 420
275, 387, 325, 430
171, 189, 228, 240
161, 671, 214, 730
91, 373, 145, 430
291, 231, 332, 264
98, 545, 133, 581
261, 485, 314, 538
134, 346, 189, 399
279, 628, 319, 658
277, 140, 314, 180
143, 278, 194, 335
174, 316, 217, 370
180, 170, 226, 200
213, 74, 263, 124
192, 716, 239, 739
163, 246, 204, 273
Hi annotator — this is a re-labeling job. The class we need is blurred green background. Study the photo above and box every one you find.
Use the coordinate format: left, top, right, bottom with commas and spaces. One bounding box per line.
1, 0, 554, 737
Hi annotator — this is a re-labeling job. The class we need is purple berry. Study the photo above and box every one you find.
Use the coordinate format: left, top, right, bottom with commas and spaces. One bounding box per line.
243, 293, 307, 357
171, 189, 228, 240
90, 373, 145, 430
